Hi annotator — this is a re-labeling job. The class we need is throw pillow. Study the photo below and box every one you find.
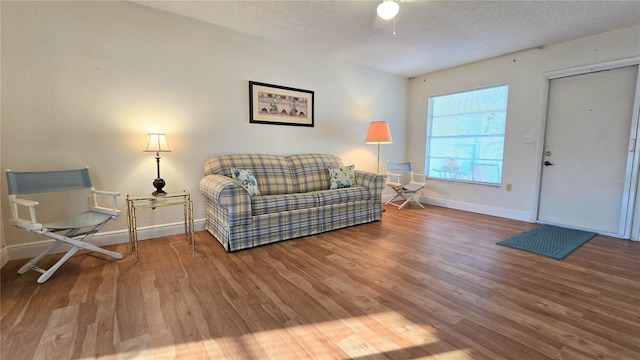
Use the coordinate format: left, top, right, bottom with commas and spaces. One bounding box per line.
231, 167, 261, 196
328, 165, 356, 189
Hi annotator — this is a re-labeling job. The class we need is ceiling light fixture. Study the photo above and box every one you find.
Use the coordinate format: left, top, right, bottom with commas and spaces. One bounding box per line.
377, 0, 399, 20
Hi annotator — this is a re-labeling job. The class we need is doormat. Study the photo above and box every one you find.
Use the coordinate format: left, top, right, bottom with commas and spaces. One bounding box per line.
496, 224, 597, 260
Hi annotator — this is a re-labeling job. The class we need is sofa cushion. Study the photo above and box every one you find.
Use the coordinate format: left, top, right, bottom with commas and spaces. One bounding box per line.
231, 168, 261, 196
251, 192, 319, 216
315, 187, 370, 206
286, 154, 343, 193
204, 154, 295, 195
328, 164, 356, 189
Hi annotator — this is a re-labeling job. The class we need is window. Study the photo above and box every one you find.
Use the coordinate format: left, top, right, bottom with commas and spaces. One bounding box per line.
425, 85, 509, 185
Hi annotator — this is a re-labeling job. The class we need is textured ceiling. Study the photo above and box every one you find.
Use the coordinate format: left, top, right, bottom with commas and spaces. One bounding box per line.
131, 0, 640, 78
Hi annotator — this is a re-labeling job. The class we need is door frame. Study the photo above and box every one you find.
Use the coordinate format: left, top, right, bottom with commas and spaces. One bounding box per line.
532, 56, 640, 238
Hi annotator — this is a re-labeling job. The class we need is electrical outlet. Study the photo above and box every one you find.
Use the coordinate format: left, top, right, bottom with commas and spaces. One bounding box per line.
506, 183, 512, 192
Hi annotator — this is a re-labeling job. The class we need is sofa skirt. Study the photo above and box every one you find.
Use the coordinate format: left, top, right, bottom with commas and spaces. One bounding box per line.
205, 201, 382, 251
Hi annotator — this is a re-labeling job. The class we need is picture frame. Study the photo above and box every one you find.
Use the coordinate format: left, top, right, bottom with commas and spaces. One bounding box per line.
249, 81, 314, 127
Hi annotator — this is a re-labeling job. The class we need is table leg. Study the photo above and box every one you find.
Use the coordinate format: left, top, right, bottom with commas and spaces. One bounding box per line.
189, 199, 194, 251
131, 205, 139, 262
127, 198, 138, 259
183, 197, 188, 243
126, 199, 133, 254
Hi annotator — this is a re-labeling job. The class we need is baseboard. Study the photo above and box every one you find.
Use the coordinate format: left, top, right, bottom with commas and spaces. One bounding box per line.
383, 194, 531, 222
420, 196, 532, 222
1, 246, 9, 269
6, 219, 206, 261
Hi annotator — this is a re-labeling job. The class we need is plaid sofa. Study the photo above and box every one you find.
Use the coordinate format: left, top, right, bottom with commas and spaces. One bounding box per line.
199, 154, 385, 251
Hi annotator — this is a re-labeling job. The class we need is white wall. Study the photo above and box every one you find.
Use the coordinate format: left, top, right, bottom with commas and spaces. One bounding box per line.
0, 1, 408, 254
408, 25, 640, 222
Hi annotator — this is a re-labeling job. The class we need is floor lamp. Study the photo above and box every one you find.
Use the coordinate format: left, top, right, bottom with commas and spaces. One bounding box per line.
365, 121, 393, 173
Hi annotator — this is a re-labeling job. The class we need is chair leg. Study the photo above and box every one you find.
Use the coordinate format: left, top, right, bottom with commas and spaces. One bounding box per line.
385, 194, 402, 206
409, 195, 425, 209
45, 231, 123, 260
18, 240, 64, 275
67, 239, 123, 259
21, 227, 123, 283
398, 197, 412, 209
398, 192, 424, 209
37, 246, 81, 284
389, 191, 411, 209
386, 192, 408, 207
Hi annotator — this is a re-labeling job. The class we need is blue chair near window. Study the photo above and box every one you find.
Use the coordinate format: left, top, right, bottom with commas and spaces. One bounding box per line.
385, 161, 426, 209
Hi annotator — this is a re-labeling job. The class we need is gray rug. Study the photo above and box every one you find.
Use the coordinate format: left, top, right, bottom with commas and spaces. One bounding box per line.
497, 224, 597, 260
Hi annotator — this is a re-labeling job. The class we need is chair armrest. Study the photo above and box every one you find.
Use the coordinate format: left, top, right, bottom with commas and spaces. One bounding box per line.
385, 172, 403, 186
90, 189, 120, 216
199, 175, 252, 226
93, 190, 120, 196
410, 173, 427, 183
13, 198, 39, 207
355, 170, 385, 202
8, 196, 43, 231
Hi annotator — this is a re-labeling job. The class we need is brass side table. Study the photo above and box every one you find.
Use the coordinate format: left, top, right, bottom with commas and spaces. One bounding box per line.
126, 192, 194, 260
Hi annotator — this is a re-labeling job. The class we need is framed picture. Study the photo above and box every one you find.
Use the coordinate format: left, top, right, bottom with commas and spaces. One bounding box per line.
249, 81, 314, 127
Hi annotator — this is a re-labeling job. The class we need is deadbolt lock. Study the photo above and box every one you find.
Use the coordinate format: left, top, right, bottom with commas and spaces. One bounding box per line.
544, 151, 552, 156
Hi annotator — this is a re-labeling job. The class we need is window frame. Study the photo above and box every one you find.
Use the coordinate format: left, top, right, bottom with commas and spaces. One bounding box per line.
424, 84, 509, 186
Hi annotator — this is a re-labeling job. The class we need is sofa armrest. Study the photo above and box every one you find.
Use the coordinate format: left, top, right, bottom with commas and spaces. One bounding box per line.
355, 170, 385, 202
199, 175, 252, 226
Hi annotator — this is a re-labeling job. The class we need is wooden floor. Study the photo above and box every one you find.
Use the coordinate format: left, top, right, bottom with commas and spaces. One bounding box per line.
2, 205, 639, 359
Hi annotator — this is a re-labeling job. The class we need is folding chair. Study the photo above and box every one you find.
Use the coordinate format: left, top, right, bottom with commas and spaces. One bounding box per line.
385, 161, 426, 209
6, 168, 123, 283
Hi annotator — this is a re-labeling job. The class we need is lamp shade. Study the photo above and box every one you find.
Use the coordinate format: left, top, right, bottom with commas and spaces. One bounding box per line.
143, 133, 171, 153
377, 0, 399, 20
365, 121, 393, 144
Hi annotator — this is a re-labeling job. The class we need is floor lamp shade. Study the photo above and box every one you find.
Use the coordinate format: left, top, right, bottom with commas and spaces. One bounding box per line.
365, 121, 393, 173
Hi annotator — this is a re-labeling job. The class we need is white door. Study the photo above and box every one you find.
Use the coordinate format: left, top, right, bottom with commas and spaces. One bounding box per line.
538, 65, 638, 235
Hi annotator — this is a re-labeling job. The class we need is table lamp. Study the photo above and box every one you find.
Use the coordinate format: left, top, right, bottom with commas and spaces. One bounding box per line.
144, 133, 171, 196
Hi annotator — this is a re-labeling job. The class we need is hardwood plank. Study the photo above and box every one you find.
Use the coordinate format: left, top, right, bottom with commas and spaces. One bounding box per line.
32, 304, 79, 360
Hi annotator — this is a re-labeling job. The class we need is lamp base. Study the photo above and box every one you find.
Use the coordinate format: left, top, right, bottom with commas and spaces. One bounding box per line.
152, 178, 167, 196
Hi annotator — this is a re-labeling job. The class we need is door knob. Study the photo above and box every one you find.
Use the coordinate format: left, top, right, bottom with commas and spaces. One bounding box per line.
544, 161, 554, 166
